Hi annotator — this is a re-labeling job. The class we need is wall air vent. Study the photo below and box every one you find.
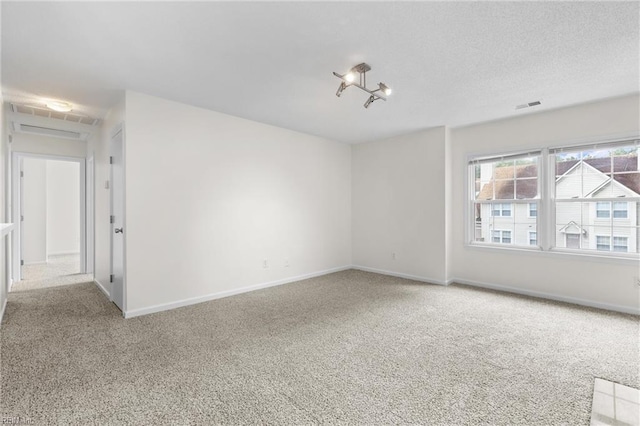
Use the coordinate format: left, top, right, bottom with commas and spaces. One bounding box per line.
15, 123, 85, 140
516, 100, 542, 110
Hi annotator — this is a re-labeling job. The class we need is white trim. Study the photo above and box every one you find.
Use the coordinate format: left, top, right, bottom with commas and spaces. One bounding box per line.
123, 265, 352, 318
451, 277, 640, 316
0, 298, 6, 326
23, 260, 46, 265
94, 279, 110, 299
351, 265, 450, 286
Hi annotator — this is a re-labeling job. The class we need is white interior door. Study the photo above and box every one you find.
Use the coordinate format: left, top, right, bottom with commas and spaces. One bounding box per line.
18, 158, 24, 281
110, 129, 125, 312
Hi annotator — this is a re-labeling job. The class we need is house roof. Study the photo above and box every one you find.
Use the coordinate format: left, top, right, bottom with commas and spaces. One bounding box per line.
557, 156, 640, 195
477, 155, 639, 200
477, 164, 538, 200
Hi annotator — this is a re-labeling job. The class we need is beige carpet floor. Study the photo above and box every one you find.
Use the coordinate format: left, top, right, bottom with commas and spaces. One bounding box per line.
15, 254, 92, 292
1, 270, 638, 425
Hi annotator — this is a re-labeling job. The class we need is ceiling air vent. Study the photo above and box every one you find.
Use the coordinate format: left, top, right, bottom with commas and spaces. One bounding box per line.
10, 103, 100, 126
14, 123, 85, 140
516, 100, 542, 110
8, 102, 98, 141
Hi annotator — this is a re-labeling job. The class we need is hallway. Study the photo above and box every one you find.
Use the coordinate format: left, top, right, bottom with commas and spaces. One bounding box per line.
14, 254, 91, 292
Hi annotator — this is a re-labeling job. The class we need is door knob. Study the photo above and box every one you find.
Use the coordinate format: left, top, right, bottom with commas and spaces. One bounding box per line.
115, 228, 123, 234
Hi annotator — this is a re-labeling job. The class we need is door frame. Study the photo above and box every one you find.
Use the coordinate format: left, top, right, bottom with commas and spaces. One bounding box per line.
110, 123, 126, 314
11, 152, 88, 284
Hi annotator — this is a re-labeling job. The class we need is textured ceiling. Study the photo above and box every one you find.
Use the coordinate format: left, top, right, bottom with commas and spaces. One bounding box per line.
2, 2, 638, 143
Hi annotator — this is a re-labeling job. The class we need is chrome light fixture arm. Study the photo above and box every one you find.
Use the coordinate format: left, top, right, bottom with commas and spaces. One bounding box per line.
332, 63, 391, 108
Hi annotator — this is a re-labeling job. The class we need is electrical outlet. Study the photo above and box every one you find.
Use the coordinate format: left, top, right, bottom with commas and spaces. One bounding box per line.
392, 252, 396, 260
635, 276, 640, 287
263, 259, 268, 269
284, 259, 290, 267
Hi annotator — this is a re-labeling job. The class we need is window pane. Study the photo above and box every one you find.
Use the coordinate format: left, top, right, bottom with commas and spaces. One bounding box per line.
529, 203, 537, 217
474, 157, 539, 201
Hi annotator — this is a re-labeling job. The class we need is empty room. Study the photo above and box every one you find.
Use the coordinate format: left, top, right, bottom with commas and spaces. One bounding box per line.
0, 2, 638, 425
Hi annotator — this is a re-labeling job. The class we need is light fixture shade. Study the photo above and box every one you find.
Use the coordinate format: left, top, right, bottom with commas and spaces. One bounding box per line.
46, 101, 73, 112
345, 72, 355, 83
364, 95, 375, 109
378, 83, 392, 96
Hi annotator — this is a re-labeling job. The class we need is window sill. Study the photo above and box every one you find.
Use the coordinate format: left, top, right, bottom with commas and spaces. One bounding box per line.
465, 242, 640, 265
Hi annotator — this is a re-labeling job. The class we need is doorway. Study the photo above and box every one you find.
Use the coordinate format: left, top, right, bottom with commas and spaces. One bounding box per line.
11, 153, 90, 291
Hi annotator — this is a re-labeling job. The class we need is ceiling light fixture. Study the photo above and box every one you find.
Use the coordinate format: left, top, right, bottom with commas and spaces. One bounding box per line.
333, 63, 391, 109
45, 100, 73, 112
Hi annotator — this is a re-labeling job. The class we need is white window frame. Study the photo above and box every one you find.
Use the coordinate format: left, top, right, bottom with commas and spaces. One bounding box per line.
466, 135, 639, 261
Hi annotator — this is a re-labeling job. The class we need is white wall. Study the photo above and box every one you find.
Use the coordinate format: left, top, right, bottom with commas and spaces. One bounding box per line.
22, 158, 47, 263
46, 160, 80, 255
123, 91, 351, 313
352, 127, 449, 284
450, 94, 640, 312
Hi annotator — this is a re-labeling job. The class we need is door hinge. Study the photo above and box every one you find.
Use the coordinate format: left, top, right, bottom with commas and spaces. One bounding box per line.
20, 215, 24, 222
110, 156, 113, 164
21, 260, 24, 266
110, 274, 114, 283
110, 215, 115, 224
20, 171, 24, 178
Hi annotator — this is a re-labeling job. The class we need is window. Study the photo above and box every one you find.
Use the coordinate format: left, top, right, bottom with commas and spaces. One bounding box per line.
613, 202, 628, 219
553, 140, 639, 255
469, 138, 640, 256
470, 153, 539, 247
596, 236, 610, 251
613, 237, 628, 252
596, 202, 610, 218
492, 230, 511, 244
491, 203, 512, 217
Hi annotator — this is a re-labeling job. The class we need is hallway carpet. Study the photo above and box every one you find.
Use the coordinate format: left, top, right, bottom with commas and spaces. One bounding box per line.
1, 270, 638, 425
16, 254, 91, 292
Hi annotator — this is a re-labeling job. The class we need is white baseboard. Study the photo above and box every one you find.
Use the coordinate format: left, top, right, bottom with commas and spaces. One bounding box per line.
48, 251, 80, 257
0, 298, 7, 327
451, 277, 640, 316
351, 265, 449, 286
123, 265, 352, 319
94, 279, 110, 299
